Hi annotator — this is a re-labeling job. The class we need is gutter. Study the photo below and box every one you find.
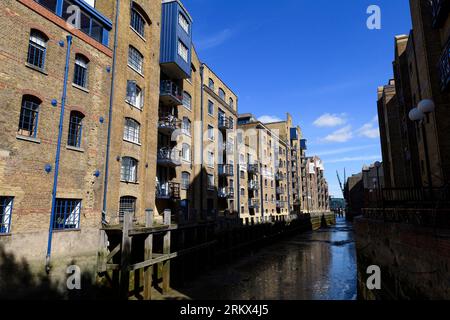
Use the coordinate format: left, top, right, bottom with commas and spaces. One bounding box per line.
46, 35, 73, 273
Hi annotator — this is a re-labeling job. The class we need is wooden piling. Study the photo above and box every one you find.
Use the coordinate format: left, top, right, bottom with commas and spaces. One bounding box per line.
143, 209, 154, 300
119, 211, 133, 299
162, 209, 171, 294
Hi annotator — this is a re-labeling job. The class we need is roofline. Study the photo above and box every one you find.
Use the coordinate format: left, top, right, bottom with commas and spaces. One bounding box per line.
201, 63, 238, 99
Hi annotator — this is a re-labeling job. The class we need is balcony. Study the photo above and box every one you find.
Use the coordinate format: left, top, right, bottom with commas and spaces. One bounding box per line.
277, 201, 287, 209
248, 163, 259, 174
156, 182, 181, 200
157, 148, 181, 167
218, 187, 235, 199
158, 115, 180, 135
276, 187, 285, 195
248, 199, 260, 209
439, 38, 450, 91
248, 180, 259, 191
275, 172, 283, 181
431, 0, 450, 28
218, 116, 233, 131
219, 164, 234, 177
160, 80, 183, 105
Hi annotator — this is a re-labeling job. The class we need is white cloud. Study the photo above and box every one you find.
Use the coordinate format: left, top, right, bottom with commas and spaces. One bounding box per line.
313, 113, 347, 128
357, 116, 380, 139
325, 155, 381, 164
258, 115, 282, 123
323, 126, 353, 143
196, 28, 234, 50
314, 144, 378, 156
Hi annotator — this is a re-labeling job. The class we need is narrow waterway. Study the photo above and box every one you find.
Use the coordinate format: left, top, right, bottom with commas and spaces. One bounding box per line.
179, 217, 357, 300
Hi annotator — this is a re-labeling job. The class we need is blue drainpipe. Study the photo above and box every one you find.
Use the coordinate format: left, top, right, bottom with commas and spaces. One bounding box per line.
102, 0, 120, 223
46, 35, 73, 273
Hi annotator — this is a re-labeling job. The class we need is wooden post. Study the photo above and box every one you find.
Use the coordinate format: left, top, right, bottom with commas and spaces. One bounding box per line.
97, 229, 108, 273
162, 209, 171, 294
143, 209, 154, 300
179, 229, 185, 286
119, 211, 133, 300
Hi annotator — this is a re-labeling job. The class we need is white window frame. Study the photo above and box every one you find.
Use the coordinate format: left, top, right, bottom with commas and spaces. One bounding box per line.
208, 125, 215, 141
178, 40, 189, 63
123, 118, 141, 144
178, 13, 189, 34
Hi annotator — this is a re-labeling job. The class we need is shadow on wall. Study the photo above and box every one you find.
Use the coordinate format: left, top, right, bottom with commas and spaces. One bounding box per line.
0, 245, 115, 300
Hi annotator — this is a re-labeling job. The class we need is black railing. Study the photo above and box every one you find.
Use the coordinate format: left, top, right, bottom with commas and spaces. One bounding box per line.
160, 80, 183, 103
219, 164, 234, 176
431, 0, 450, 28
156, 182, 181, 199
365, 187, 450, 208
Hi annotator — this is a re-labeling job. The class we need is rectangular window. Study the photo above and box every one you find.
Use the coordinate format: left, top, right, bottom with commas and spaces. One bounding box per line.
131, 8, 145, 37
126, 81, 144, 109
73, 56, 88, 88
208, 125, 214, 140
121, 157, 138, 183
67, 112, 84, 148
0, 197, 13, 234
207, 174, 215, 190
178, 40, 189, 63
18, 97, 40, 137
28, 31, 47, 69
182, 172, 190, 190
207, 151, 215, 168
183, 91, 192, 110
178, 13, 189, 34
53, 199, 81, 230
119, 196, 136, 220
208, 100, 214, 115
124, 118, 140, 144
128, 46, 143, 73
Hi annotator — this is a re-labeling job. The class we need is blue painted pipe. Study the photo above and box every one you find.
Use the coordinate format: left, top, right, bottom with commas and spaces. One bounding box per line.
46, 35, 73, 273
102, 0, 120, 223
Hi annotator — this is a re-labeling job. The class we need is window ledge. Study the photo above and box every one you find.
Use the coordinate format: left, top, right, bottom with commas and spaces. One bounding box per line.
66, 145, 85, 153
125, 100, 143, 112
127, 64, 145, 78
123, 139, 142, 146
183, 105, 192, 112
53, 229, 81, 233
121, 180, 140, 185
130, 26, 146, 42
72, 83, 90, 93
0, 233, 11, 237
16, 134, 41, 144
25, 63, 48, 75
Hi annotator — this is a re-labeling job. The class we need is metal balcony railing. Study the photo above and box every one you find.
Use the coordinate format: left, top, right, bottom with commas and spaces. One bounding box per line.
248, 199, 260, 209
160, 80, 183, 105
218, 187, 235, 199
157, 147, 181, 167
158, 114, 180, 134
248, 180, 259, 191
156, 182, 181, 200
276, 187, 285, 194
219, 164, 234, 177
277, 201, 287, 209
218, 115, 233, 130
248, 163, 259, 174
439, 37, 450, 91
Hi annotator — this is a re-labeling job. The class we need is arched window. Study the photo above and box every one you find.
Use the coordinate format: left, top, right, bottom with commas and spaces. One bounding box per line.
27, 30, 48, 69
123, 118, 140, 144
18, 95, 41, 137
182, 117, 191, 136
119, 196, 137, 220
73, 54, 89, 88
183, 91, 191, 110
181, 172, 190, 190
181, 143, 191, 162
218, 88, 225, 100
229, 97, 234, 109
130, 3, 146, 37
121, 157, 138, 183
126, 81, 144, 109
208, 78, 215, 90
68, 111, 84, 147
128, 46, 143, 73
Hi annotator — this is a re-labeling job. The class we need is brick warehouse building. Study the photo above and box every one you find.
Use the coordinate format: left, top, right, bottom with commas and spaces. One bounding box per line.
0, 0, 332, 292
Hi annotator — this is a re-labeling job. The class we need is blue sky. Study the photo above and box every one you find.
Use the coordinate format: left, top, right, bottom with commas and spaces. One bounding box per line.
183, 0, 412, 197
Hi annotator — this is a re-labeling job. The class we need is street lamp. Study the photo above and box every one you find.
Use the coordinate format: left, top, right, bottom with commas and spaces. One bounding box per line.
409, 99, 436, 199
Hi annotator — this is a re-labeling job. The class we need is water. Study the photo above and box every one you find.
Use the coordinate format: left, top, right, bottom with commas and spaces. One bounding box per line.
179, 217, 357, 300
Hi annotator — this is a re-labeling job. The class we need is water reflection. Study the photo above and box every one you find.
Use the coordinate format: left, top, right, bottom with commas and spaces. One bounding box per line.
181, 217, 357, 300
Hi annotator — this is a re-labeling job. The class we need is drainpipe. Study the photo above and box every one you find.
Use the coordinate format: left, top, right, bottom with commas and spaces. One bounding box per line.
46, 35, 73, 273
102, 0, 120, 223
200, 65, 204, 218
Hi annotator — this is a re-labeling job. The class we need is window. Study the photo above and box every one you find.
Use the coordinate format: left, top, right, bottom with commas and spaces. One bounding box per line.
182, 117, 191, 136
121, 157, 138, 183
181, 172, 190, 190
218, 88, 225, 100
178, 13, 189, 34
0, 197, 13, 234
207, 151, 214, 168
182, 143, 191, 162
124, 118, 140, 144
67, 111, 84, 148
27, 30, 47, 69
131, 5, 146, 37
53, 199, 81, 230
178, 40, 189, 63
207, 174, 215, 190
208, 100, 214, 116
240, 188, 245, 196
126, 81, 144, 109
229, 97, 234, 109
208, 78, 215, 90
183, 91, 191, 110
73, 54, 89, 88
18, 95, 40, 137
119, 196, 136, 220
36, 0, 58, 12
128, 46, 143, 73
208, 125, 214, 140
240, 170, 245, 179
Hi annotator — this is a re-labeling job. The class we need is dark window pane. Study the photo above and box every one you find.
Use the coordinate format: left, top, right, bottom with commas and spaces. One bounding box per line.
35, 0, 58, 13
